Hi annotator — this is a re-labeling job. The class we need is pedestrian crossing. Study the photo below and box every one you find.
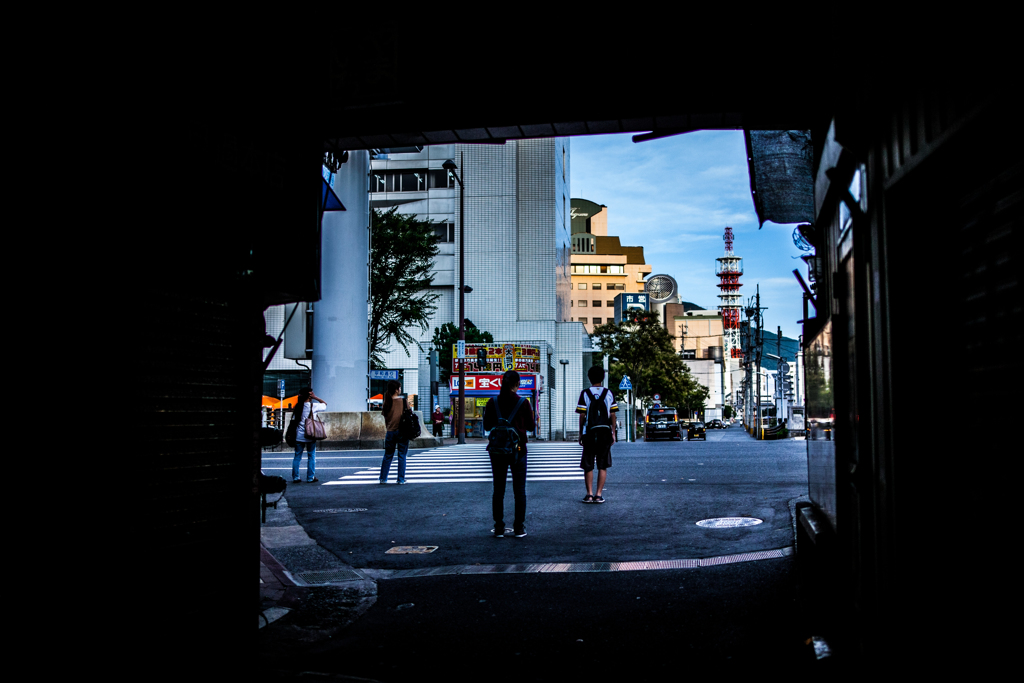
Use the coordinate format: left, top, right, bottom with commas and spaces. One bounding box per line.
322, 443, 584, 485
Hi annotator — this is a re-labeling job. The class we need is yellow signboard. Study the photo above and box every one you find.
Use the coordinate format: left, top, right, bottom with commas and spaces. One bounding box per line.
451, 343, 542, 373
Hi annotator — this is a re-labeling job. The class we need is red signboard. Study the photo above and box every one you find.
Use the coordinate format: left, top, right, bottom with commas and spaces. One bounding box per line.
450, 374, 537, 391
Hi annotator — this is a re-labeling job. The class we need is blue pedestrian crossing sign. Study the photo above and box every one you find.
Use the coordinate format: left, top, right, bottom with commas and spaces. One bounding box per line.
619, 376, 632, 390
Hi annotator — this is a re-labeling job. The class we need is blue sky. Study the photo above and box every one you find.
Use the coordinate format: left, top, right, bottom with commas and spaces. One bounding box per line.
570, 131, 808, 343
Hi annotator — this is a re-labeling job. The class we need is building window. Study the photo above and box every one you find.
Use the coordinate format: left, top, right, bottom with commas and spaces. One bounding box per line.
593, 318, 602, 325
400, 172, 424, 192
593, 301, 601, 307
370, 168, 454, 193
607, 300, 614, 307
578, 300, 587, 307
579, 317, 588, 324
571, 265, 627, 275
592, 283, 601, 290
433, 222, 455, 243
578, 283, 587, 290
429, 169, 454, 189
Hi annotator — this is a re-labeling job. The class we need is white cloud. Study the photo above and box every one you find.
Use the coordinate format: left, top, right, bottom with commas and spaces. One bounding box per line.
572, 131, 807, 340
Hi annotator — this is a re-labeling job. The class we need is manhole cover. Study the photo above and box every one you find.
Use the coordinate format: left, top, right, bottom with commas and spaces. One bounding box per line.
696, 517, 763, 528
295, 568, 363, 584
385, 546, 439, 554
313, 508, 368, 513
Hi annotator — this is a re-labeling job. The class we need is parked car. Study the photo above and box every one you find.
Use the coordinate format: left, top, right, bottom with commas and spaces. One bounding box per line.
706, 419, 724, 429
687, 421, 706, 441
644, 407, 681, 440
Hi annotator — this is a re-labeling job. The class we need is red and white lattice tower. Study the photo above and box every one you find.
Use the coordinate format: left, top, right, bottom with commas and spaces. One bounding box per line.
716, 227, 743, 359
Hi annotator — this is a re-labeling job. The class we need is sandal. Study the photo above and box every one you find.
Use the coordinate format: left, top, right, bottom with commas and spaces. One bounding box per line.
593, 495, 605, 504
582, 494, 595, 503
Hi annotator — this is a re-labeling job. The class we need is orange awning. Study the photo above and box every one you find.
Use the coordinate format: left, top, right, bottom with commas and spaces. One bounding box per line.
264, 395, 300, 409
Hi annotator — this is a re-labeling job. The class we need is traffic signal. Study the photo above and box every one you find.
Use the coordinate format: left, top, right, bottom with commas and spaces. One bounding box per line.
477, 347, 487, 366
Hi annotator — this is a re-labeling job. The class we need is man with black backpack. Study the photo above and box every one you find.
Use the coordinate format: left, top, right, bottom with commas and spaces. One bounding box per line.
577, 366, 618, 504
483, 370, 534, 538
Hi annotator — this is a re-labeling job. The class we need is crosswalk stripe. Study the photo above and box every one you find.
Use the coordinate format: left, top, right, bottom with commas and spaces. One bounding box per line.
323, 442, 585, 485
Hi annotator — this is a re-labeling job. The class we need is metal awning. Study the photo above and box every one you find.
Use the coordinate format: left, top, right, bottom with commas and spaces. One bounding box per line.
745, 130, 813, 226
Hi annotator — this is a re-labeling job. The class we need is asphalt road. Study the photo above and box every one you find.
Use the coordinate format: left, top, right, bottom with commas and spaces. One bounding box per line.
267, 426, 807, 569
262, 428, 820, 675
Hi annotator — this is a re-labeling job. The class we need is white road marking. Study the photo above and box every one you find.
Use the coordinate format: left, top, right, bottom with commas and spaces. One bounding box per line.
323, 443, 586, 485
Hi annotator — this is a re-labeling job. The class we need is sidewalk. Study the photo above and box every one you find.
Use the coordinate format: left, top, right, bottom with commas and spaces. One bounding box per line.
259, 494, 378, 668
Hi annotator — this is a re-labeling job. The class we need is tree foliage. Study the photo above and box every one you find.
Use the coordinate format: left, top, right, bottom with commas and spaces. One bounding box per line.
369, 207, 441, 369
431, 319, 494, 387
591, 309, 708, 413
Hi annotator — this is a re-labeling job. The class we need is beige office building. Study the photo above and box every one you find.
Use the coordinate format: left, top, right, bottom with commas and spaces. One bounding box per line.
569, 198, 651, 333
664, 306, 732, 422
662, 306, 724, 359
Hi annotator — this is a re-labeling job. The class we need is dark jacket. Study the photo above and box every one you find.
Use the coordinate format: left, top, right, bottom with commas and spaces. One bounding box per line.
483, 392, 534, 454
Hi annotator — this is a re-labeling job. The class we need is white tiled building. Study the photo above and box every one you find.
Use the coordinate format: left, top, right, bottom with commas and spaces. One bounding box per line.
370, 140, 586, 439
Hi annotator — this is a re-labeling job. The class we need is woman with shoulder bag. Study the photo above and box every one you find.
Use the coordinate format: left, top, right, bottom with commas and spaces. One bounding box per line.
292, 387, 327, 483
378, 380, 410, 485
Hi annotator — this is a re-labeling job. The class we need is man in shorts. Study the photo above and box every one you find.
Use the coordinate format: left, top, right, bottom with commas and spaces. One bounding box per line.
577, 366, 617, 504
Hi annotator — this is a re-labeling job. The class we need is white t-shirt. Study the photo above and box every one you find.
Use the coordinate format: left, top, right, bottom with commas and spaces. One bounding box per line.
296, 401, 327, 442
576, 386, 617, 435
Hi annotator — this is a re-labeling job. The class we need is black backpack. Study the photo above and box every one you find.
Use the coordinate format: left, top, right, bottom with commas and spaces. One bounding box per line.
583, 387, 613, 448
398, 399, 422, 440
488, 396, 526, 464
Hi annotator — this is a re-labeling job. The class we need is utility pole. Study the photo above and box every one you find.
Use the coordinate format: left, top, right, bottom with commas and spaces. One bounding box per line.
443, 155, 467, 444
755, 287, 761, 439
458, 152, 465, 444
742, 309, 752, 433
777, 325, 783, 427
749, 285, 767, 440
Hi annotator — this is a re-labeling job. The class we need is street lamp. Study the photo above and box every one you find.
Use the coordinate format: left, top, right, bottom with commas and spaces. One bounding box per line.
443, 157, 468, 444
560, 359, 570, 441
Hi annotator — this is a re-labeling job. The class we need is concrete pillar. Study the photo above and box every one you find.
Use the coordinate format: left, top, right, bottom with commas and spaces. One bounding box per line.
313, 151, 369, 412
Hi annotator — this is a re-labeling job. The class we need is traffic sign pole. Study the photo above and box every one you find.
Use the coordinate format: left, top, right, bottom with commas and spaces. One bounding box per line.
618, 375, 633, 442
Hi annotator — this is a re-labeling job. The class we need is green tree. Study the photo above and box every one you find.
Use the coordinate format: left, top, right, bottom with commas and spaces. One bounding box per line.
431, 319, 494, 387
591, 309, 706, 411
679, 376, 711, 420
369, 207, 441, 369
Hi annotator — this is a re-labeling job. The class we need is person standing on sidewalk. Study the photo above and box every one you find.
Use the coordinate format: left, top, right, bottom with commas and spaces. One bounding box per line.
379, 380, 410, 484
432, 405, 445, 439
577, 366, 617, 503
483, 370, 534, 538
292, 387, 327, 483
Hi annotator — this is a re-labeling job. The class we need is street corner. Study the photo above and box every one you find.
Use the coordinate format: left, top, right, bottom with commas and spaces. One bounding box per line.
262, 524, 318, 548
258, 583, 379, 661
